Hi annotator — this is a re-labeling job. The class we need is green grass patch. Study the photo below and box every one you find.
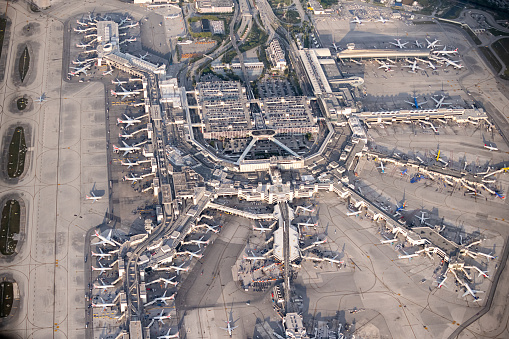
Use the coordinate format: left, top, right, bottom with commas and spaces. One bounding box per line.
465, 26, 482, 45
239, 22, 268, 53
492, 38, 509, 76
18, 47, 30, 83
16, 98, 28, 111
318, 0, 337, 9
7, 127, 27, 178
488, 28, 509, 37
268, 0, 292, 8
479, 46, 502, 73
0, 200, 20, 256
0, 18, 6, 61
0, 282, 14, 317
441, 5, 463, 19
222, 49, 237, 64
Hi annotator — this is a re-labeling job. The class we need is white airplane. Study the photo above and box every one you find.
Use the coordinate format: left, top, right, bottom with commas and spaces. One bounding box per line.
120, 36, 137, 44
351, 16, 364, 24
123, 173, 141, 182
440, 57, 464, 69
35, 93, 47, 103
86, 191, 102, 203
93, 229, 120, 247
93, 279, 115, 290
243, 254, 266, 261
297, 218, 318, 229
102, 69, 113, 76
431, 95, 452, 108
377, 162, 385, 173
346, 210, 362, 216
91, 261, 113, 274
390, 39, 408, 49
121, 159, 139, 168
185, 236, 209, 248
375, 60, 393, 71
112, 78, 128, 85
192, 223, 220, 233
437, 275, 447, 288
425, 38, 442, 49
253, 223, 272, 233
376, 16, 391, 24
415, 57, 437, 70
323, 255, 344, 265
76, 42, 92, 48
73, 27, 94, 33
184, 250, 203, 259
72, 58, 95, 65
312, 237, 327, 246
120, 21, 139, 29
145, 291, 176, 306
432, 47, 459, 55
153, 310, 172, 324
92, 297, 115, 310
403, 59, 424, 73
158, 328, 179, 339
219, 319, 239, 337
170, 263, 189, 275
119, 15, 132, 26
331, 42, 340, 52
414, 40, 423, 48
462, 284, 484, 300
113, 141, 142, 156
483, 141, 498, 151
139, 52, 149, 60
146, 277, 178, 288
296, 205, 315, 213
416, 211, 429, 224
91, 247, 115, 258
111, 85, 141, 100
68, 64, 91, 76
116, 113, 142, 128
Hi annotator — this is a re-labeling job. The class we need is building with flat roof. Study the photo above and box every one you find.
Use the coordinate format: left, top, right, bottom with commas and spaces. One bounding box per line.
159, 78, 182, 108
267, 39, 287, 71
284, 313, 308, 338
298, 49, 332, 95
261, 97, 318, 135
336, 48, 431, 60
196, 81, 252, 139
195, 0, 234, 13
96, 21, 120, 65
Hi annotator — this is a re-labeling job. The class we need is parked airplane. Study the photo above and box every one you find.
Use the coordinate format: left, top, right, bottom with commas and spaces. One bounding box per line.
346, 210, 362, 216
331, 42, 340, 52
111, 85, 141, 100
119, 15, 132, 26
121, 159, 140, 168
440, 57, 464, 69
403, 59, 424, 73
116, 113, 142, 128
139, 52, 149, 60
462, 284, 484, 300
86, 191, 102, 203
416, 211, 429, 224
430, 149, 448, 166
147, 276, 178, 288
425, 38, 442, 49
297, 218, 318, 229
377, 161, 385, 173
415, 57, 437, 70
120, 21, 139, 29
91, 247, 115, 258
219, 319, 238, 337
123, 173, 141, 183
93, 279, 115, 290
183, 235, 209, 248
35, 93, 47, 103
351, 16, 364, 24
157, 328, 180, 339
76, 42, 92, 48
120, 36, 137, 44
253, 223, 272, 233
92, 297, 115, 311
437, 275, 447, 288
405, 96, 427, 109
112, 78, 128, 85
390, 38, 408, 49
153, 310, 172, 324
376, 15, 392, 24
93, 229, 120, 247
414, 40, 423, 48
91, 262, 113, 274
395, 201, 406, 213
145, 291, 176, 306
376, 60, 393, 72
102, 69, 113, 76
69, 64, 91, 76
432, 47, 459, 55
72, 58, 96, 65
184, 249, 203, 259
113, 140, 142, 156
170, 262, 189, 275
296, 205, 315, 213
431, 95, 452, 108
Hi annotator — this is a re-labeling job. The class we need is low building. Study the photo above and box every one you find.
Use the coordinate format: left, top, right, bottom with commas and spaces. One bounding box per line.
195, 0, 234, 13
210, 20, 225, 34
159, 78, 182, 108
284, 313, 308, 338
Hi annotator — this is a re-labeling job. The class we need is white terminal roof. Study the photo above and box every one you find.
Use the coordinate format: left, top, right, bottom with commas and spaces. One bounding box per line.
159, 78, 182, 108
273, 225, 300, 262
336, 48, 431, 59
